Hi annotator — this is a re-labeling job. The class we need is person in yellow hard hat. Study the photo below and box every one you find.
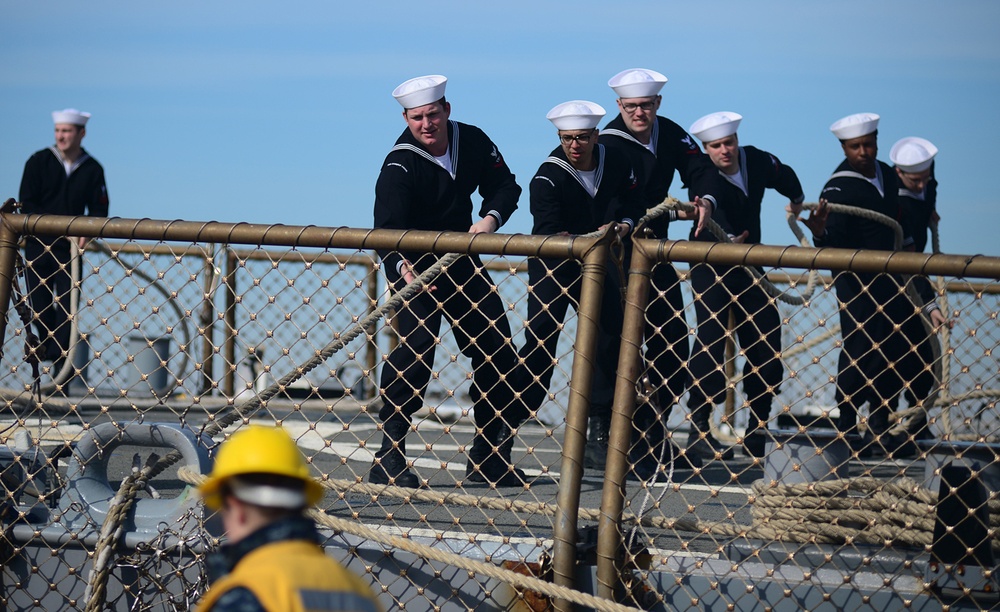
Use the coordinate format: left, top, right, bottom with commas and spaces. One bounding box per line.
196, 426, 381, 612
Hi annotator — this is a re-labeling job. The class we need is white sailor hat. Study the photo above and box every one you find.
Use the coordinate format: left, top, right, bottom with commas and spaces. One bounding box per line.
608, 68, 668, 99
52, 109, 90, 126
547, 100, 606, 131
830, 112, 879, 140
889, 137, 938, 173
690, 111, 743, 144
392, 75, 448, 109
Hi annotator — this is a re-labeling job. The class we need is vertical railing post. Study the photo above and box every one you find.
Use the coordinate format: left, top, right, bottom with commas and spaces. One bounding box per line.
724, 309, 736, 432
365, 257, 379, 399
223, 249, 237, 397
0, 211, 23, 349
198, 243, 217, 395
596, 238, 655, 602
552, 236, 611, 612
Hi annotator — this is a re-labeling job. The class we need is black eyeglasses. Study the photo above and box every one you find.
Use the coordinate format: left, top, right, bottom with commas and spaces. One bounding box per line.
559, 132, 594, 145
621, 100, 656, 113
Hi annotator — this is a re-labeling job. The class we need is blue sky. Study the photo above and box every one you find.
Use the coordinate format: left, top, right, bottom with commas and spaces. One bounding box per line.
2, 1, 998, 256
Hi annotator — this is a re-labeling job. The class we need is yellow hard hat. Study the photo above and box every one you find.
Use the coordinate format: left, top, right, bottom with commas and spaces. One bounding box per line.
199, 426, 324, 510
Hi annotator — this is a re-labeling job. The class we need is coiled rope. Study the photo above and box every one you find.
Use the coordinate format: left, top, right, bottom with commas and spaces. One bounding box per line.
317, 473, 1000, 551
84, 454, 159, 612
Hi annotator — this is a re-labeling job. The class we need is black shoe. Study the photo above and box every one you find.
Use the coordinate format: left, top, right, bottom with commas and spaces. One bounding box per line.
628, 442, 701, 482
464, 433, 492, 483
629, 456, 670, 483
845, 432, 875, 459
584, 417, 611, 471
584, 442, 607, 471
465, 426, 530, 487
685, 431, 734, 462
466, 459, 530, 487
670, 442, 703, 470
368, 451, 419, 488
882, 432, 920, 459
742, 430, 770, 459
475, 458, 530, 487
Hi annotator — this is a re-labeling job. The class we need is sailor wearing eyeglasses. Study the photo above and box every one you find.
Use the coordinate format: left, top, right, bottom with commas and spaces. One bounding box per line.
598, 68, 724, 478
518, 100, 642, 472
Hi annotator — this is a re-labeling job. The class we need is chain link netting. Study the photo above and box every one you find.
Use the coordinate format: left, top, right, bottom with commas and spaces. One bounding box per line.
2, 219, 999, 611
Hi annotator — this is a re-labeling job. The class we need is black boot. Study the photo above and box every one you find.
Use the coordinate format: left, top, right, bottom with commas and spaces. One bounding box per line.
742, 406, 773, 459
884, 411, 930, 459
742, 428, 770, 459
629, 401, 701, 481
464, 431, 491, 482
368, 419, 419, 488
866, 406, 891, 458
685, 406, 734, 462
584, 416, 611, 471
837, 402, 873, 459
629, 439, 702, 482
629, 396, 660, 467
466, 423, 528, 487
486, 424, 530, 486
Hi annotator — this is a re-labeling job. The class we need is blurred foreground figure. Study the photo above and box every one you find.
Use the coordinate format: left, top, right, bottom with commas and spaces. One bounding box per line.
197, 426, 381, 612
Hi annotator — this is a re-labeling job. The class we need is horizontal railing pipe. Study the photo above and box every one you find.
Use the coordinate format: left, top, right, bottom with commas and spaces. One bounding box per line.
643, 239, 1000, 280
7, 214, 595, 261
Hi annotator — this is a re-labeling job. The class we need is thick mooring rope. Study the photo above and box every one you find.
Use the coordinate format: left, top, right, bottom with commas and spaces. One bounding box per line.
326, 475, 997, 550
85, 454, 159, 612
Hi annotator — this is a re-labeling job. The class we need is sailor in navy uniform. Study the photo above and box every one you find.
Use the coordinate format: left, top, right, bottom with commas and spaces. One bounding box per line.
599, 68, 719, 475
19, 108, 109, 371
804, 113, 918, 454
685, 112, 805, 459
370, 75, 526, 487
886, 137, 952, 455
520, 100, 640, 472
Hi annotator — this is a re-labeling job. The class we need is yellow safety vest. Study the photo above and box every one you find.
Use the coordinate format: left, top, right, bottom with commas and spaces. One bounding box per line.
197, 539, 381, 612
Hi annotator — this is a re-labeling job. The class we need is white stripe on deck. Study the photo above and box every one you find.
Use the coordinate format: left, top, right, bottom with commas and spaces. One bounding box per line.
0, 417, 752, 496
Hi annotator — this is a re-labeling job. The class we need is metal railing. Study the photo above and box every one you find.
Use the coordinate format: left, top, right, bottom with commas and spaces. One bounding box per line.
2, 210, 1000, 611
